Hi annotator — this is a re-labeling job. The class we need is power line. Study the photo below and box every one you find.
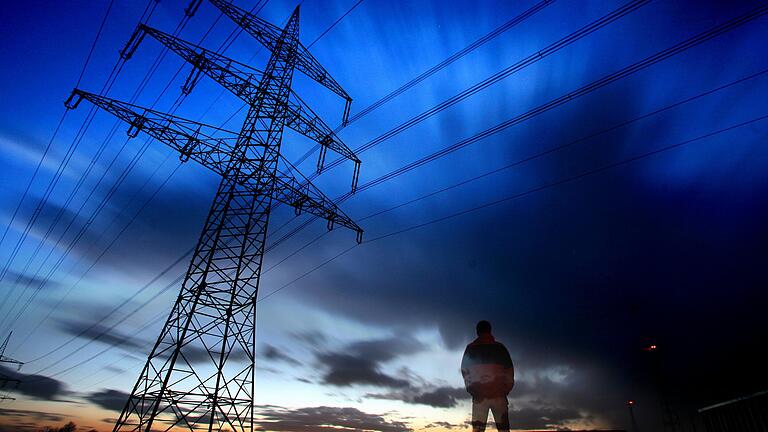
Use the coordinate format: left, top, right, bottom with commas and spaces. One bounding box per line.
0, 0, 116, 256
259, 112, 768, 302
9, 1, 308, 343
0, 112, 69, 261
18, 0, 364, 384
307, 0, 364, 48
312, 0, 650, 173
2, 4, 281, 358
346, 0, 554, 124
24, 227, 189, 365
10, 0, 342, 378
4, 1, 251, 336
28, 222, 334, 379
255, 0, 652, 243
25, 103, 766, 380
0, 0, 134, 296
352, 2, 768, 194
56, 4, 364, 422
358, 67, 768, 222
291, 0, 555, 167
26, 182, 327, 374
0, 0, 163, 316
13, 0, 760, 386
368, 113, 768, 241
250, 67, 768, 291
260, 2, 768, 255
37, 63, 767, 378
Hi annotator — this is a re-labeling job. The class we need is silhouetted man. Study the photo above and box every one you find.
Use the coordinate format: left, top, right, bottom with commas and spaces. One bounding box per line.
461, 320, 514, 432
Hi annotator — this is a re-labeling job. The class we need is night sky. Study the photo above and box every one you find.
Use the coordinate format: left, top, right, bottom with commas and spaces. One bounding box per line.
1, 0, 767, 431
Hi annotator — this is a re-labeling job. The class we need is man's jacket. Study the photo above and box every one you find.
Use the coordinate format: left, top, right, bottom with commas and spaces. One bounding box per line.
461, 334, 514, 400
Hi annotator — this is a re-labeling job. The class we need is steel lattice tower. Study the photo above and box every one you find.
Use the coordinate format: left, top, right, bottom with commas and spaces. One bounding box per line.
0, 332, 24, 401
64, 2, 362, 431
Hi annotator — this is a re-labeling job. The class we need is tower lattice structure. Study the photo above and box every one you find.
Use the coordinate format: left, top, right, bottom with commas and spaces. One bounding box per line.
0, 332, 24, 401
64, 2, 362, 430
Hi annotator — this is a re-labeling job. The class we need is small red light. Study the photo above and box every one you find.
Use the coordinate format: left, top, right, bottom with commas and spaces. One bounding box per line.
628, 400, 635, 405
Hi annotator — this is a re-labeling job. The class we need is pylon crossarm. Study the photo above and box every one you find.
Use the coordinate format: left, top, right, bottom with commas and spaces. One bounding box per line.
0, 357, 23, 368
128, 25, 265, 97
285, 91, 361, 173
0, 333, 9, 358
267, 165, 363, 237
209, 0, 282, 45
63, 89, 361, 239
209, 0, 353, 110
64, 89, 260, 174
135, 26, 360, 173
232, 155, 361, 236
0, 333, 24, 369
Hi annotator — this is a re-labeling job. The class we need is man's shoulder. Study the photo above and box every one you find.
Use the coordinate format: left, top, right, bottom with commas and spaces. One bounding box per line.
493, 340, 509, 350
465, 340, 507, 353
468, 339, 507, 348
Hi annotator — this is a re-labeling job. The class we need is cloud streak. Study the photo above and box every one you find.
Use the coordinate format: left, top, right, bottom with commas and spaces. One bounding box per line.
253, 405, 411, 432
0, 365, 68, 401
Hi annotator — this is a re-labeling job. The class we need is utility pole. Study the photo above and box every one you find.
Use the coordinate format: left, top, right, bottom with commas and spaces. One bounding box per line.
643, 343, 681, 432
0, 332, 24, 401
627, 399, 640, 432
64, 1, 363, 431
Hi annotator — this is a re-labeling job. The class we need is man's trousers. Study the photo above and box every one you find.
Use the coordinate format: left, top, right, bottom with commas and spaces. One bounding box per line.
471, 397, 510, 432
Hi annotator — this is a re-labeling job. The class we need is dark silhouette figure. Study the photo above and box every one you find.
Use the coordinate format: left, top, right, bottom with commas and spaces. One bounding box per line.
461, 320, 514, 432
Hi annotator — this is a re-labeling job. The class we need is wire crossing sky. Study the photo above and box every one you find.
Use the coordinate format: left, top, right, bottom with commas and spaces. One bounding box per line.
0, 1, 767, 431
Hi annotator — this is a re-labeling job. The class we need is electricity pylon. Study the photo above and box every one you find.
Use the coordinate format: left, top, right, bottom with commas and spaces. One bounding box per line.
0, 332, 24, 401
64, 2, 362, 431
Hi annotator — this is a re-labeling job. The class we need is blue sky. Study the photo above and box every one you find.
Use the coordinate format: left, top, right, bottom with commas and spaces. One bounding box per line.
1, 0, 767, 431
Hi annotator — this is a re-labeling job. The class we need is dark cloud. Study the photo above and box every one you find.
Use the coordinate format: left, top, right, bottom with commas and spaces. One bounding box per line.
253, 405, 411, 432
344, 337, 421, 363
14, 164, 215, 284
57, 314, 251, 366
0, 270, 60, 291
370, 374, 594, 425
291, 331, 327, 348
89, 391, 213, 426
84, 388, 130, 412
0, 408, 64, 422
411, 386, 467, 408
313, 335, 422, 389
0, 408, 65, 432
0, 365, 68, 400
262, 343, 301, 366
507, 361, 639, 429
368, 386, 468, 408
314, 336, 467, 407
102, 365, 126, 374
287, 74, 768, 431
424, 421, 461, 429
25, 200, 102, 258
257, 365, 282, 374
318, 352, 410, 388
508, 406, 587, 430
56, 318, 145, 350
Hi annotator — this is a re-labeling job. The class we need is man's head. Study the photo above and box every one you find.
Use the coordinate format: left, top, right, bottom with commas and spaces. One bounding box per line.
476, 320, 492, 336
